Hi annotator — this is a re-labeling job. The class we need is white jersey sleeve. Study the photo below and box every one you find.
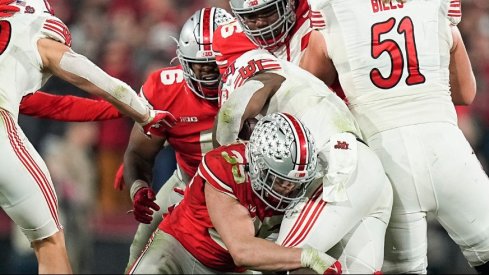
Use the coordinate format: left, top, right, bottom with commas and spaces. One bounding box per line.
315, 0, 457, 139
0, 13, 70, 118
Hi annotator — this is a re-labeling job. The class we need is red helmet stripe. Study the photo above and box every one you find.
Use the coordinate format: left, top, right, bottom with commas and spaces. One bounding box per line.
200, 8, 212, 51
282, 113, 309, 172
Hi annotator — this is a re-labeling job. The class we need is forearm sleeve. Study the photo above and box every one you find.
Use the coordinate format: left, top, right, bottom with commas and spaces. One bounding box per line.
59, 51, 148, 117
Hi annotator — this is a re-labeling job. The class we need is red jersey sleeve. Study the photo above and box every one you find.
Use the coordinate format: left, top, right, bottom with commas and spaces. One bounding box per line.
140, 70, 161, 108
213, 20, 258, 74
198, 144, 248, 199
139, 67, 185, 138
19, 91, 121, 121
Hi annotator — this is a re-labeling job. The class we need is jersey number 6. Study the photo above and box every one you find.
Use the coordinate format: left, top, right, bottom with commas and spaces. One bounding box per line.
0, 20, 12, 55
370, 16, 426, 89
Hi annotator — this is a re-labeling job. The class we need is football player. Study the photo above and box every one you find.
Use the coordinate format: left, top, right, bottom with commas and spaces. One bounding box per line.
213, 0, 312, 72
215, 48, 393, 273
127, 112, 342, 274
0, 0, 173, 272
212, 0, 348, 100
119, 7, 234, 271
306, 0, 489, 273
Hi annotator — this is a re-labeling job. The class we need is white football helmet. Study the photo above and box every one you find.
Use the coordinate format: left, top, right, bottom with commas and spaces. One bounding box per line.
248, 112, 317, 211
177, 7, 233, 100
229, 0, 296, 50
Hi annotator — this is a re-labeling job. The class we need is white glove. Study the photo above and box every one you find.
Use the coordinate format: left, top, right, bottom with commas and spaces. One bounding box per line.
300, 247, 342, 274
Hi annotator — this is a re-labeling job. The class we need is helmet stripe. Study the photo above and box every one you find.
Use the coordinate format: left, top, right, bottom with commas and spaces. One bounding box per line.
200, 8, 212, 51
281, 113, 309, 172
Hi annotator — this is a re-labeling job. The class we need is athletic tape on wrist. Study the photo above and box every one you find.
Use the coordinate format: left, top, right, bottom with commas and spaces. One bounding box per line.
130, 180, 150, 201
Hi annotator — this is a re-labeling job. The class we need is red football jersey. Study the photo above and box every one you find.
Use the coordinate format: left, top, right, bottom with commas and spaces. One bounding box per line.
213, 0, 312, 74
159, 142, 283, 272
141, 65, 218, 177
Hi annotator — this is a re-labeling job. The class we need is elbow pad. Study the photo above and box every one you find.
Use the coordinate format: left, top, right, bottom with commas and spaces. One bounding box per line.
59, 50, 148, 117
216, 80, 264, 145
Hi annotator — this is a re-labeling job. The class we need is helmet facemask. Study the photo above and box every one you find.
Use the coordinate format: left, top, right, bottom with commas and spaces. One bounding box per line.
230, 0, 296, 50
248, 112, 317, 212
176, 7, 233, 101
177, 51, 221, 100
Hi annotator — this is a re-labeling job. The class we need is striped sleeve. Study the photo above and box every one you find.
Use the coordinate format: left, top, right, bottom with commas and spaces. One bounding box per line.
447, 0, 461, 26
41, 16, 72, 47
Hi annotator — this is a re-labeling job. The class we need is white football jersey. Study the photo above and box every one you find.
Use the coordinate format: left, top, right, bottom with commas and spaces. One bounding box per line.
310, 0, 456, 139
272, 15, 311, 65
221, 49, 362, 151
0, 3, 71, 119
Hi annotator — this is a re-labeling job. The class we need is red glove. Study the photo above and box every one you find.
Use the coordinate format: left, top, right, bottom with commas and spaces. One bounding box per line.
0, 0, 19, 17
140, 109, 177, 136
324, 261, 342, 274
132, 187, 160, 224
113, 164, 125, 191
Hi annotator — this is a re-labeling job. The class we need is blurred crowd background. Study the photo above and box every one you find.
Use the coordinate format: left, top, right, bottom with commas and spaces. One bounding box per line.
0, 0, 488, 273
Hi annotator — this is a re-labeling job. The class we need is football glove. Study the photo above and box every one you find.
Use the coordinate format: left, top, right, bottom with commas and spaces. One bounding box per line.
140, 109, 177, 137
0, 0, 19, 17
113, 163, 125, 191
131, 185, 160, 224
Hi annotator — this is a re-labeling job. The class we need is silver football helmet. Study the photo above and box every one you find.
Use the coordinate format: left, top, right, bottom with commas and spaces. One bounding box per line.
229, 0, 296, 50
177, 7, 233, 100
248, 112, 317, 211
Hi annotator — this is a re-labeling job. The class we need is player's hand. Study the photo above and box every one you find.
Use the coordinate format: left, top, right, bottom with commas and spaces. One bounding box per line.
113, 164, 125, 191
132, 187, 160, 224
0, 0, 20, 17
140, 109, 177, 137
300, 247, 342, 274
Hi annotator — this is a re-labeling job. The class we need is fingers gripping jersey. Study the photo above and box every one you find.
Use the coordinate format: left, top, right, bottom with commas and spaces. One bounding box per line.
0, 13, 71, 118
139, 65, 218, 177
310, 0, 457, 139
213, 0, 312, 74
159, 143, 283, 272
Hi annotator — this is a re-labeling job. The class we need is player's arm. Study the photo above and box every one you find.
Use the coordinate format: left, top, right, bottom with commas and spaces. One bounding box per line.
20, 91, 121, 121
124, 124, 166, 189
449, 25, 476, 105
213, 72, 284, 147
37, 38, 151, 124
299, 30, 337, 86
204, 182, 301, 270
205, 182, 339, 273
123, 123, 166, 223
